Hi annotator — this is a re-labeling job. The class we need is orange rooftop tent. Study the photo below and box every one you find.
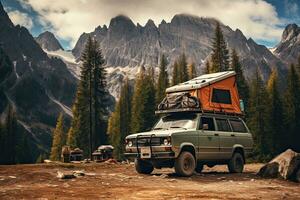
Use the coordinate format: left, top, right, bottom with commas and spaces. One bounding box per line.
159, 71, 242, 115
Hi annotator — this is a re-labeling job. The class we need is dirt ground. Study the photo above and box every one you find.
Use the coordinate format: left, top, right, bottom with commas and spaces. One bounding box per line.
0, 162, 299, 200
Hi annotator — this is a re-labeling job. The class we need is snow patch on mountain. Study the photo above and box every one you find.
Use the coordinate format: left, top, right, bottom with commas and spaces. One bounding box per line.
46, 91, 73, 117
44, 49, 76, 64
13, 61, 19, 79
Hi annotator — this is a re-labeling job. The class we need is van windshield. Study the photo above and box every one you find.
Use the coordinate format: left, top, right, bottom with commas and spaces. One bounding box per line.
153, 114, 198, 130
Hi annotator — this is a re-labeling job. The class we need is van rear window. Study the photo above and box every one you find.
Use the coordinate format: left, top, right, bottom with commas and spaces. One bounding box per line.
229, 120, 247, 133
216, 118, 231, 132
212, 88, 232, 104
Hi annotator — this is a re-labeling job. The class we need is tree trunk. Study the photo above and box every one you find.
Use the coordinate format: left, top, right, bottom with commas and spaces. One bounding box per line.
258, 149, 300, 182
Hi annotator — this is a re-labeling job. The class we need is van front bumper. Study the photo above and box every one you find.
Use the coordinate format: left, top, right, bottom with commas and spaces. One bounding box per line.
124, 151, 175, 159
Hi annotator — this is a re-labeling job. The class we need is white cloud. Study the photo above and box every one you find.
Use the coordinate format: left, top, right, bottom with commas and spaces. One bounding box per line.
7, 10, 34, 30
18, 0, 284, 48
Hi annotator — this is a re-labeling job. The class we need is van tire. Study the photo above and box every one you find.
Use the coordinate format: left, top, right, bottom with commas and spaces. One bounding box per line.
175, 151, 196, 176
228, 152, 244, 173
135, 159, 154, 174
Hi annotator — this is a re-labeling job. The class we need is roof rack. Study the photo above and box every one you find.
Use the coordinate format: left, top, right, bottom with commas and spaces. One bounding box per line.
155, 108, 245, 117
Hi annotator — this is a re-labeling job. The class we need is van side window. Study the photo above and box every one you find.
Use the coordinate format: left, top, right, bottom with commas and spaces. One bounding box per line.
215, 118, 231, 132
211, 88, 232, 104
200, 117, 215, 131
229, 120, 247, 133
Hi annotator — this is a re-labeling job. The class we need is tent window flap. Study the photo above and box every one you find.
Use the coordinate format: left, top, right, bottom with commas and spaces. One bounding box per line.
211, 88, 231, 104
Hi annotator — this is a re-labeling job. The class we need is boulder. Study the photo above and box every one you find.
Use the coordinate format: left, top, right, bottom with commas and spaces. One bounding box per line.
258, 149, 300, 182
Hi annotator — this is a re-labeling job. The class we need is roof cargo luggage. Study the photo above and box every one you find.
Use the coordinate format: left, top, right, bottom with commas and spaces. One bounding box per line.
157, 71, 242, 115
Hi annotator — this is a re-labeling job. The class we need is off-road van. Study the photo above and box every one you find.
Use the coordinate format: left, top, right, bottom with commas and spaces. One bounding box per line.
125, 112, 253, 176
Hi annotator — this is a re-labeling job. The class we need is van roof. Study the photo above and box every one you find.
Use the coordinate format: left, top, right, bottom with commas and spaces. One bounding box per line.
166, 71, 236, 93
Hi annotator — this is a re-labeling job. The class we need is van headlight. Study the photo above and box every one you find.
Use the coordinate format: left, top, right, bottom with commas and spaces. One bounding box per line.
128, 140, 133, 147
163, 137, 171, 146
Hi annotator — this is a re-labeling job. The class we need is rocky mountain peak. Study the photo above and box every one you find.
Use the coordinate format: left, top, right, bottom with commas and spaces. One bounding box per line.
109, 15, 135, 29
0, 2, 13, 27
108, 15, 138, 41
282, 23, 300, 42
171, 14, 217, 26
35, 31, 64, 51
274, 23, 300, 65
161, 19, 167, 24
145, 19, 156, 28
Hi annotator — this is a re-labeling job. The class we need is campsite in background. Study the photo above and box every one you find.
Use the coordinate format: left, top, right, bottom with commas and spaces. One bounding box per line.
0, 0, 300, 199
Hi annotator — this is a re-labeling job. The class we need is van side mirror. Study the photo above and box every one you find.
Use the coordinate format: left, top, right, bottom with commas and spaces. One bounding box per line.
202, 124, 209, 130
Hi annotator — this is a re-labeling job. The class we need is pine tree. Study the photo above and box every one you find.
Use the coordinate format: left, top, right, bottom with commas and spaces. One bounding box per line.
211, 21, 229, 72
50, 113, 65, 161
131, 67, 156, 133
296, 55, 300, 74
205, 61, 211, 74
0, 119, 5, 164
109, 77, 132, 159
188, 62, 197, 80
4, 105, 17, 164
178, 53, 189, 83
66, 104, 80, 148
0, 105, 33, 164
15, 131, 33, 164
119, 78, 132, 140
142, 67, 156, 130
267, 70, 284, 155
230, 49, 249, 110
284, 64, 300, 152
108, 108, 121, 158
131, 66, 146, 133
247, 69, 271, 160
171, 61, 179, 86
156, 54, 169, 105
67, 36, 109, 158
91, 38, 109, 149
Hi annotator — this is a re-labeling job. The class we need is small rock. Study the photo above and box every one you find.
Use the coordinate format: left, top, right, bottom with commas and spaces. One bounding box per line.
101, 182, 110, 186
44, 159, 52, 163
63, 183, 70, 188
251, 179, 255, 182
73, 170, 85, 177
105, 159, 118, 164
9, 176, 16, 179
160, 174, 168, 178
82, 159, 90, 163
217, 177, 226, 180
167, 179, 176, 182
57, 171, 76, 179
70, 161, 81, 164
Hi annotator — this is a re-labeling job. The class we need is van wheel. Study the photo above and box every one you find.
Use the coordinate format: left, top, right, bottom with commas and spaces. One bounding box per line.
195, 163, 203, 173
175, 151, 195, 177
135, 159, 154, 174
228, 152, 244, 173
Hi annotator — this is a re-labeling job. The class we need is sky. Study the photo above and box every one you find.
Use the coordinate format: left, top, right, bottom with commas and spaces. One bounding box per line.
2, 0, 300, 50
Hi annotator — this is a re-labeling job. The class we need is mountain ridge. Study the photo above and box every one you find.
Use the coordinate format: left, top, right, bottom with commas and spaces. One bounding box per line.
0, 2, 77, 158
71, 13, 287, 98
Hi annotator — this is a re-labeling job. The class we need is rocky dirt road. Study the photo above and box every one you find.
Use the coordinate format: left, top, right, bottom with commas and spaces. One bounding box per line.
0, 163, 299, 200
